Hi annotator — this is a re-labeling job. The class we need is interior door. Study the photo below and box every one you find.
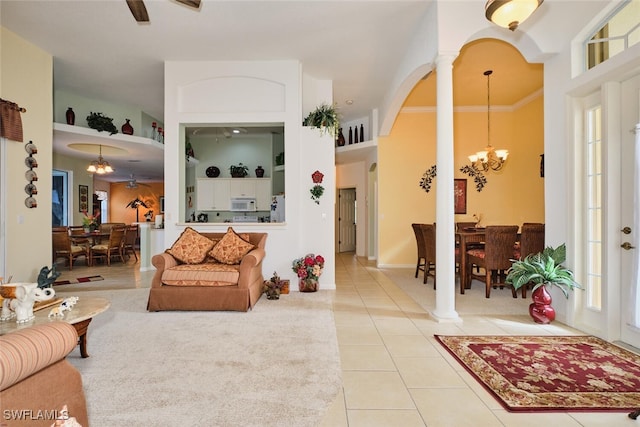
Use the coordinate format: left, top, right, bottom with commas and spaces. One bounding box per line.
338, 188, 356, 252
620, 73, 640, 348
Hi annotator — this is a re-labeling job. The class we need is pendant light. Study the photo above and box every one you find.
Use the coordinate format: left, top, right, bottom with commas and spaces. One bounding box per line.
87, 145, 114, 174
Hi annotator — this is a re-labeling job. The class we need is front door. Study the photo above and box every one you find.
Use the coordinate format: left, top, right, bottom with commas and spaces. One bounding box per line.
620, 73, 640, 348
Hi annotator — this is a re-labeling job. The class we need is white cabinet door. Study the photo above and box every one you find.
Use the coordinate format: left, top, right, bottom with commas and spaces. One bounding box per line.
229, 179, 256, 197
196, 178, 230, 210
255, 179, 272, 211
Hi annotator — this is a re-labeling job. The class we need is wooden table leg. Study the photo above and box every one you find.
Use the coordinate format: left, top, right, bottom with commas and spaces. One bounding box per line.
72, 318, 93, 358
459, 239, 467, 294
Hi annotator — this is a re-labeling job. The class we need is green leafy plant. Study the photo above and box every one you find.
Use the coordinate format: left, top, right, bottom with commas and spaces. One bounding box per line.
505, 244, 581, 298
229, 163, 249, 177
86, 112, 118, 135
302, 103, 339, 137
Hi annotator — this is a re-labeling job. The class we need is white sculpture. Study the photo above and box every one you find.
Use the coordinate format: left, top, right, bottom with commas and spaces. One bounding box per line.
0, 283, 55, 323
49, 296, 79, 318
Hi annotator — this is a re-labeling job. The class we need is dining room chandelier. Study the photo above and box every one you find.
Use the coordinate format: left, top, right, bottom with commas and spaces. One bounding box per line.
86, 144, 114, 174
468, 70, 509, 172
485, 0, 544, 31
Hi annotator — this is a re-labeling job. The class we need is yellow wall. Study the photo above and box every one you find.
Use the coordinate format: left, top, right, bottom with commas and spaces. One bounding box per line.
109, 182, 164, 224
1, 27, 53, 281
378, 96, 544, 265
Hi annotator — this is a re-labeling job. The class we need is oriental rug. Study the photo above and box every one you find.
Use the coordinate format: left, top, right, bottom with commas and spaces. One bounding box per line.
53, 275, 103, 286
435, 335, 640, 412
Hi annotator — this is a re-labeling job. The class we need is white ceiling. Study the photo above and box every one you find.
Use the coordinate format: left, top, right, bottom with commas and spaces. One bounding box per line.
1, 0, 609, 182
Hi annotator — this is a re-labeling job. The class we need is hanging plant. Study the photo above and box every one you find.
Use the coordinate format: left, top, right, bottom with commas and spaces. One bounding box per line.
86, 112, 118, 135
303, 103, 339, 137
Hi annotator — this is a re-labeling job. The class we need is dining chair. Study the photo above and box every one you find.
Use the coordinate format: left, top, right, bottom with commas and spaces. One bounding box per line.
122, 224, 139, 262
52, 229, 90, 270
412, 223, 428, 282
466, 225, 519, 298
514, 223, 545, 297
68, 225, 90, 247
456, 222, 483, 273
90, 226, 126, 266
419, 223, 437, 287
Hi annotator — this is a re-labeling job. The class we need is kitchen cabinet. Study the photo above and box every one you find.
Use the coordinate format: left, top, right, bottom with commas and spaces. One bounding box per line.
196, 178, 230, 211
197, 178, 271, 211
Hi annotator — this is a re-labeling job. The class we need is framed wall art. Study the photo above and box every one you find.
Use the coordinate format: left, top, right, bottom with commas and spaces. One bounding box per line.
79, 185, 89, 212
454, 179, 467, 214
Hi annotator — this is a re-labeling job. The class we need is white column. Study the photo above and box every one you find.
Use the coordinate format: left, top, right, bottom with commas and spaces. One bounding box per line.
432, 53, 460, 322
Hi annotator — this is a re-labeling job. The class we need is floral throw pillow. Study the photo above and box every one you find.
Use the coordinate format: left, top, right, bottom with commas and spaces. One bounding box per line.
209, 227, 255, 265
167, 227, 215, 264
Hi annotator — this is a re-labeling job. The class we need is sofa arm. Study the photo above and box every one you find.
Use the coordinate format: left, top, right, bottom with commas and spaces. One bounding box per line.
237, 247, 266, 289
151, 252, 179, 288
0, 322, 78, 391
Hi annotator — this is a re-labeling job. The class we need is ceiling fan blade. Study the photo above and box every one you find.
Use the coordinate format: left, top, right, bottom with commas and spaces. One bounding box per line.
175, 0, 201, 9
126, 0, 149, 22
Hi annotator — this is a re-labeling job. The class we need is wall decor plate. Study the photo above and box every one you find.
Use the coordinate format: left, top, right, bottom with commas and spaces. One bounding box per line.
25, 170, 38, 182
25, 157, 38, 168
25, 142, 38, 154
206, 166, 220, 178
25, 197, 37, 208
25, 183, 37, 195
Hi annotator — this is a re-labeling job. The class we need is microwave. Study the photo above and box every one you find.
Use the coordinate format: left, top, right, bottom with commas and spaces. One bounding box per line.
230, 197, 256, 212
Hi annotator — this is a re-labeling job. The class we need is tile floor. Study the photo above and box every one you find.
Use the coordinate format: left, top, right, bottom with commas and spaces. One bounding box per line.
52, 252, 636, 427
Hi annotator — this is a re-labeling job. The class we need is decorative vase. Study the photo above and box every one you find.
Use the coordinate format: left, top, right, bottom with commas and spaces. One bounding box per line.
354, 126, 359, 144
360, 124, 364, 142
529, 285, 555, 324
336, 128, 346, 146
299, 278, 318, 293
66, 108, 75, 125
83, 226, 90, 233
121, 119, 134, 135
255, 166, 265, 178
348, 126, 353, 144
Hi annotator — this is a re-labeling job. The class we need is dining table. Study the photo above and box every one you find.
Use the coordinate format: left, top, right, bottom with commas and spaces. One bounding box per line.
76, 230, 110, 246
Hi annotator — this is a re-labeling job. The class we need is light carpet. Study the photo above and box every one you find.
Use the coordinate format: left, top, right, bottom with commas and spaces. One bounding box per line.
62, 288, 342, 426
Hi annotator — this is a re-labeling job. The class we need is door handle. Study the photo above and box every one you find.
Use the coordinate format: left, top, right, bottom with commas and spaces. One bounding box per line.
621, 227, 632, 234
621, 242, 636, 250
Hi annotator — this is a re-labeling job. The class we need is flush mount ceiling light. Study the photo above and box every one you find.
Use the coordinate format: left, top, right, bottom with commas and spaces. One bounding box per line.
485, 0, 544, 31
87, 145, 114, 174
467, 70, 509, 172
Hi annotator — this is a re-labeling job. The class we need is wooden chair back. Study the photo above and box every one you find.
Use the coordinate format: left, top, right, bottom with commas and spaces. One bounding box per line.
519, 223, 545, 259
483, 226, 519, 270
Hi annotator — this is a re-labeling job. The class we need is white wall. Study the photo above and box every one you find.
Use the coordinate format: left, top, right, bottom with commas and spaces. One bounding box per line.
163, 60, 336, 289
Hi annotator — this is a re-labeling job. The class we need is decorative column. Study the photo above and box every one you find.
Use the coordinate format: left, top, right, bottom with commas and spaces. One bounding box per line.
432, 53, 460, 322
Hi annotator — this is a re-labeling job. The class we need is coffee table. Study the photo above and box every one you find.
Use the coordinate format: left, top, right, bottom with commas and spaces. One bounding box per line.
0, 296, 110, 358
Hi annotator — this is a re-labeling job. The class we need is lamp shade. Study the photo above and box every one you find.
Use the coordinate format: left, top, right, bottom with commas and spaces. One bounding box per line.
485, 0, 543, 31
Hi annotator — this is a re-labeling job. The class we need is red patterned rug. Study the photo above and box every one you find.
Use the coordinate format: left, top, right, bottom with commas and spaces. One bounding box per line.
435, 335, 640, 412
53, 275, 104, 286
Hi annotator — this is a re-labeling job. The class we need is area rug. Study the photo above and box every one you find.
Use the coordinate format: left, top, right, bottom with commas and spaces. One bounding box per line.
54, 275, 103, 286
61, 288, 341, 426
435, 335, 640, 412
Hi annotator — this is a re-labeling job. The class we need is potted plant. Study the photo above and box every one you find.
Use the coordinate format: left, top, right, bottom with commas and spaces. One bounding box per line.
302, 103, 339, 137
292, 253, 324, 292
262, 271, 286, 300
505, 244, 581, 324
229, 163, 249, 178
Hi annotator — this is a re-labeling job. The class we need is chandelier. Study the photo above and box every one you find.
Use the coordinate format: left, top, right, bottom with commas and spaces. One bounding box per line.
468, 70, 508, 172
485, 0, 544, 31
86, 145, 114, 174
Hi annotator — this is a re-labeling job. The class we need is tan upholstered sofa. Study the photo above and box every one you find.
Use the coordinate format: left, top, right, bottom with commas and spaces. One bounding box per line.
147, 228, 267, 312
0, 322, 88, 426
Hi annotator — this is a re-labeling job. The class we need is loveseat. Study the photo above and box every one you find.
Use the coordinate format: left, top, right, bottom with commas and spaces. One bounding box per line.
147, 227, 267, 312
0, 322, 88, 426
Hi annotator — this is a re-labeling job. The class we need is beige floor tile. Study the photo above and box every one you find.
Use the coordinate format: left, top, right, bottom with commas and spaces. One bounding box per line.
381, 335, 440, 358
373, 317, 422, 336
568, 411, 635, 426
342, 371, 415, 410
411, 388, 503, 427
396, 357, 467, 388
340, 344, 396, 371
493, 409, 583, 427
317, 388, 349, 427
336, 324, 383, 345
347, 409, 426, 427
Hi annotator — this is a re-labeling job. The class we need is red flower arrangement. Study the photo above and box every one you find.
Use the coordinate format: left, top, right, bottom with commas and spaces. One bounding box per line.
310, 170, 324, 204
292, 254, 325, 280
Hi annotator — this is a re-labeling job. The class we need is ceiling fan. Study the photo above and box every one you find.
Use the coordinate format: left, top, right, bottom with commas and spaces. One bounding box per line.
126, 0, 201, 23
119, 174, 150, 189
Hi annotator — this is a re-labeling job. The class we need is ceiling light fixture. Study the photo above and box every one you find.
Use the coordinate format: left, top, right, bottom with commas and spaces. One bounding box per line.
86, 145, 114, 174
485, 0, 543, 31
468, 70, 508, 172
